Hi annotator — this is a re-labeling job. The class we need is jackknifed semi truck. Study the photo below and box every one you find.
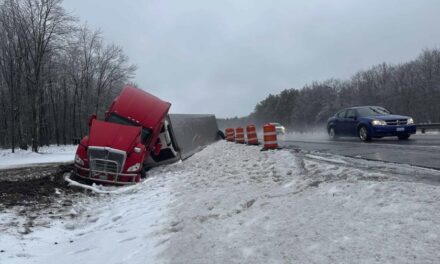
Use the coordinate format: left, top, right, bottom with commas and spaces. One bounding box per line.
73, 86, 220, 185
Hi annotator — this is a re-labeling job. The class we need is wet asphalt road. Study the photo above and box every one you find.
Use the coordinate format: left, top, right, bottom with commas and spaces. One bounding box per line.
280, 133, 440, 170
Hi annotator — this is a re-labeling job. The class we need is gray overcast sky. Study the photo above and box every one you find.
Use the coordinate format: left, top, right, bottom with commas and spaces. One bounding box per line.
63, 0, 440, 118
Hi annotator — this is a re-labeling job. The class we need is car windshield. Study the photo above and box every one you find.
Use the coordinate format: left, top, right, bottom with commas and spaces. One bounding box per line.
357, 107, 390, 117
106, 113, 152, 142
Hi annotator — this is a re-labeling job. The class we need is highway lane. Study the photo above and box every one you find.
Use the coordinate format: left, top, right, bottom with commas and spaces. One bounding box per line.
280, 133, 440, 170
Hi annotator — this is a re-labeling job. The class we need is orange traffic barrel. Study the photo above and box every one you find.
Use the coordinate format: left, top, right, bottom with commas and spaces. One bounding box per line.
235, 127, 245, 144
225, 128, 235, 142
246, 125, 259, 145
262, 123, 278, 149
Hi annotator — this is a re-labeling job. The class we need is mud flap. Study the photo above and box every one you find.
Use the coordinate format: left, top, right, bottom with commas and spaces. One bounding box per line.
168, 114, 221, 160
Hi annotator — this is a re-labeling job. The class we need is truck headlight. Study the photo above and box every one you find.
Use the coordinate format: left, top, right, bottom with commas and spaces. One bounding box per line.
127, 163, 141, 172
75, 154, 84, 166
372, 119, 387, 126
407, 118, 414, 125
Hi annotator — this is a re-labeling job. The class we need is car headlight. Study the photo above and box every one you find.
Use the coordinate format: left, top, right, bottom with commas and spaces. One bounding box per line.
75, 154, 84, 166
127, 163, 141, 172
371, 119, 387, 126
407, 118, 414, 125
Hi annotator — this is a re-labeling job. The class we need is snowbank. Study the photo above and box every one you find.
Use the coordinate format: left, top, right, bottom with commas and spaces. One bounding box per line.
1, 141, 440, 263
155, 142, 440, 263
0, 145, 76, 169
0, 176, 171, 264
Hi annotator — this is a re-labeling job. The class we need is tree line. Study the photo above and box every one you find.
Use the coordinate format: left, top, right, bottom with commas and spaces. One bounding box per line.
218, 48, 440, 132
0, 0, 136, 152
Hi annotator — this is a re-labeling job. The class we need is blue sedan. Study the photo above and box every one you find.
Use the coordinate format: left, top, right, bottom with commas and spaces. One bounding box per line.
327, 106, 416, 141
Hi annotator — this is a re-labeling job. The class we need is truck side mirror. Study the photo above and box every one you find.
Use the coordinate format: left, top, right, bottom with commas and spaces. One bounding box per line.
88, 114, 97, 127
153, 142, 162, 156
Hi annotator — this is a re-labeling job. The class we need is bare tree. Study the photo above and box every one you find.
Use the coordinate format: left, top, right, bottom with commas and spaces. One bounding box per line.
0, 0, 136, 151
224, 48, 440, 131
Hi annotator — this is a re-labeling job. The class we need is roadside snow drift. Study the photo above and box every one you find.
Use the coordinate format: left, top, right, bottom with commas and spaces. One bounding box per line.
0, 145, 76, 169
1, 141, 440, 263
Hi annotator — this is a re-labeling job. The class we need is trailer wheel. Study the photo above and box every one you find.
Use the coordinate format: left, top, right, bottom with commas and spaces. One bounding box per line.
217, 130, 225, 139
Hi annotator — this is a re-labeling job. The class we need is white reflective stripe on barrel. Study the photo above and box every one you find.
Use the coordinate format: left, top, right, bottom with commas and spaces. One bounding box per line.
264, 141, 278, 145
264, 132, 277, 136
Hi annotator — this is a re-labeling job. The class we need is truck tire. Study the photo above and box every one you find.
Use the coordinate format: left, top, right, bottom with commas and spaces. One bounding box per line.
140, 167, 147, 179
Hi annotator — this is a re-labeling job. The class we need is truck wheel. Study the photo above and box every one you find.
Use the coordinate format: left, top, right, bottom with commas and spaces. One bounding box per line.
140, 168, 147, 179
358, 126, 371, 142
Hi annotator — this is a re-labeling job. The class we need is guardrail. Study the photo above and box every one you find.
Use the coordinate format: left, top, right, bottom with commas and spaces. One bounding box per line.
417, 123, 440, 133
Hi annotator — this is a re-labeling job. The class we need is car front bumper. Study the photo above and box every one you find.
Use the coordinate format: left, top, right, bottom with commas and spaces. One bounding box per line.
372, 124, 417, 137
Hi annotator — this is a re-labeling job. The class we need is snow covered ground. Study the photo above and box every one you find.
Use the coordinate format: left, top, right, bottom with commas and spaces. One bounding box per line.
1, 141, 440, 263
0, 145, 76, 169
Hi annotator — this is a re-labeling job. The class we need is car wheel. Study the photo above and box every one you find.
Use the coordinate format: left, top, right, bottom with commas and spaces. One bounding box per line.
398, 134, 410, 140
328, 127, 338, 140
358, 126, 371, 142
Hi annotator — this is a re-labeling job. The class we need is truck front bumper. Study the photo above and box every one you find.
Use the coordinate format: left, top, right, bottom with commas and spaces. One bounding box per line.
74, 164, 140, 185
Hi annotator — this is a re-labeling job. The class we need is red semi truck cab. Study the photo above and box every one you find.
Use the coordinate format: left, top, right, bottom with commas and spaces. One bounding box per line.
74, 86, 180, 185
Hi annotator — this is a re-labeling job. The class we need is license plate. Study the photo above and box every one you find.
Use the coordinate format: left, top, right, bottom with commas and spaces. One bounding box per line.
396, 127, 405, 132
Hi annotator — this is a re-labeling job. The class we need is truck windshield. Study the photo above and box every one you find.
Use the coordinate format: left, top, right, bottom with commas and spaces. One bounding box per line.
106, 113, 152, 142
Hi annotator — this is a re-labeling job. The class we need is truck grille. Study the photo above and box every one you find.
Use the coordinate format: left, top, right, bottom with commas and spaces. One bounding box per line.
88, 147, 126, 175
90, 159, 119, 173
386, 119, 408, 126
